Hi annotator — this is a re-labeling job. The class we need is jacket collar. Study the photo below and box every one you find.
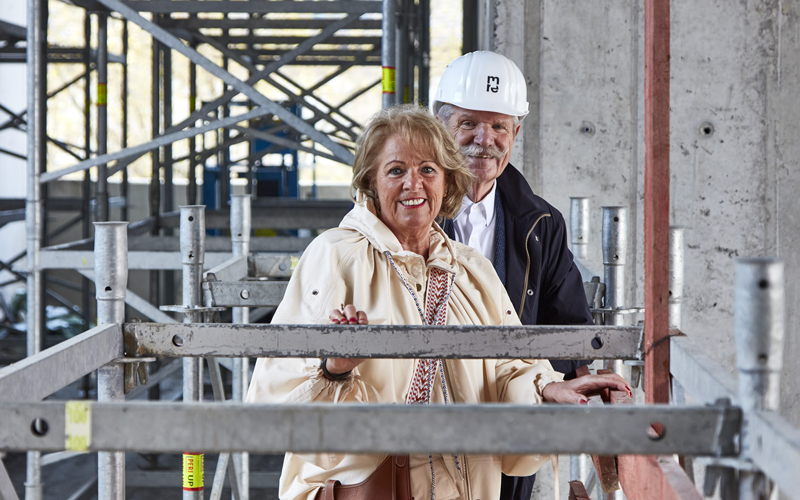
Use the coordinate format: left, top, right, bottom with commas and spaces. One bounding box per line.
340, 194, 458, 275
496, 163, 550, 223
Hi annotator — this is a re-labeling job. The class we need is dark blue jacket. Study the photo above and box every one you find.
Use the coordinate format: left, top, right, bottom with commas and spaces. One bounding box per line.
442, 163, 593, 377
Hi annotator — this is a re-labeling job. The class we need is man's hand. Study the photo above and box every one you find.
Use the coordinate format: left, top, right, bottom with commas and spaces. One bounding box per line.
541, 372, 632, 405
325, 304, 368, 374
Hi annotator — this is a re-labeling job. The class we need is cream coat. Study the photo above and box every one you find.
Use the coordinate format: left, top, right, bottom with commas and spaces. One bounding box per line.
246, 200, 563, 500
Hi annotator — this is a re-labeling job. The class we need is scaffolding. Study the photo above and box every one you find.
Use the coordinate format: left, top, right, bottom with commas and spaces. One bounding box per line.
3, 0, 800, 499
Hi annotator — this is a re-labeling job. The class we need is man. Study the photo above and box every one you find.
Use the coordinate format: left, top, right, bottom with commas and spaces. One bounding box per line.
434, 51, 594, 500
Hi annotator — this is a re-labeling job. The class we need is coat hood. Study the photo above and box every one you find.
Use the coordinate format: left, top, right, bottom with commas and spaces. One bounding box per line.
340, 193, 459, 275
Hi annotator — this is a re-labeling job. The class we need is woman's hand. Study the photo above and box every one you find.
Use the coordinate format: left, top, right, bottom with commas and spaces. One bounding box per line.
325, 305, 369, 375
541, 372, 632, 405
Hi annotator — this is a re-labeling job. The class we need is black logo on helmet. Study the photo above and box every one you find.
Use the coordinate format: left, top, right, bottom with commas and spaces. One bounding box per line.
487, 76, 500, 93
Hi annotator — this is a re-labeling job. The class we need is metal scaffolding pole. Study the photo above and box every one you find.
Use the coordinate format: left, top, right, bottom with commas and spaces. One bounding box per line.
668, 226, 684, 330
602, 206, 627, 328
601, 205, 630, 500
25, 0, 46, 497
95, 222, 128, 500
188, 42, 197, 205
121, 20, 129, 222
381, 0, 396, 108
181, 205, 206, 500
96, 13, 109, 222
569, 197, 590, 261
735, 258, 785, 500
395, 0, 407, 104
230, 194, 251, 500
80, 10, 94, 400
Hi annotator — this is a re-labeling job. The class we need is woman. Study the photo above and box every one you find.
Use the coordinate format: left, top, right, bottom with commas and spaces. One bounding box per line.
247, 105, 629, 500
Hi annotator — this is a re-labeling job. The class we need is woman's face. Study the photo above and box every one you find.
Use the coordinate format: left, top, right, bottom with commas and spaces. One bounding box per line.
373, 135, 447, 240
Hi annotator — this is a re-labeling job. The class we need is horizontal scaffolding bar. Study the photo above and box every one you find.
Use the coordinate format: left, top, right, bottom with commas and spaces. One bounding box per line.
124, 1, 383, 14
20, 250, 234, 271
125, 323, 642, 360
204, 280, 288, 307
160, 204, 351, 230
0, 402, 739, 456
669, 336, 737, 405
249, 254, 293, 278
749, 410, 800, 498
0, 324, 120, 401
128, 236, 312, 253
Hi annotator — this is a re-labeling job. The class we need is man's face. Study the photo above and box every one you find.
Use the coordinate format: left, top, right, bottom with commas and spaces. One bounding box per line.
445, 106, 521, 187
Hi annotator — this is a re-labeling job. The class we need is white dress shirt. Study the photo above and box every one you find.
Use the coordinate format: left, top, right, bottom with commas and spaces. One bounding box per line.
452, 181, 497, 262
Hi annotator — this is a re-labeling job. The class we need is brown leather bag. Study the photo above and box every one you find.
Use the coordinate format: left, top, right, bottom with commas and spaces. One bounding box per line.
314, 455, 412, 500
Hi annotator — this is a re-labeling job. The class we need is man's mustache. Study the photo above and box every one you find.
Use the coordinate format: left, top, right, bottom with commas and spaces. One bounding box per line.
461, 144, 506, 159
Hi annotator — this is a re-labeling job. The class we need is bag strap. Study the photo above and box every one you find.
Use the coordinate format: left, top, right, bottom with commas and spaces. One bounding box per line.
321, 479, 339, 500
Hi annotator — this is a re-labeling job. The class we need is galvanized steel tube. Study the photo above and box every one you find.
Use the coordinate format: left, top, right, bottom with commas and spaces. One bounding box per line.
569, 197, 590, 260
181, 206, 205, 500
95, 222, 128, 500
602, 207, 627, 326
25, 0, 46, 497
735, 258, 785, 500
381, 0, 396, 108
668, 227, 684, 330
96, 13, 109, 222
230, 195, 250, 500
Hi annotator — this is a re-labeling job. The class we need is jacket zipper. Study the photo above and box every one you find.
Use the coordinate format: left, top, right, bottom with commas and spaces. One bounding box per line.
517, 214, 550, 318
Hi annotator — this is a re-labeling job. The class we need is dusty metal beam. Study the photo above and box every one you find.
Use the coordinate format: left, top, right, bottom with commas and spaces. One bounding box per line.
125, 322, 642, 360
204, 281, 288, 308
0, 401, 739, 456
0, 324, 120, 402
670, 336, 737, 405
748, 410, 800, 499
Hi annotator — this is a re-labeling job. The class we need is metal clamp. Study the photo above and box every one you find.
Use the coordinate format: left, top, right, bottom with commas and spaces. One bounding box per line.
159, 305, 226, 324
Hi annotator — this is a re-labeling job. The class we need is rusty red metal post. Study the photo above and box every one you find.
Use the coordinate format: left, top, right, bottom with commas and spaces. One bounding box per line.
643, 0, 671, 405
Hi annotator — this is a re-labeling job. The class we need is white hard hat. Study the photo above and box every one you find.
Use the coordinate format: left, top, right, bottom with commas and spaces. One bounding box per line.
432, 51, 529, 119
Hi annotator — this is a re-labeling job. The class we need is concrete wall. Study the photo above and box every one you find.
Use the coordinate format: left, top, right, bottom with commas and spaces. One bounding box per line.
494, 0, 800, 497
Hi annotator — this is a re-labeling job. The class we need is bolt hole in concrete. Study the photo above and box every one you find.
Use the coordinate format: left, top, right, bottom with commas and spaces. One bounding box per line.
30, 418, 49, 437
699, 121, 715, 137
591, 337, 604, 349
648, 423, 666, 441
758, 279, 769, 289
172, 335, 184, 347
104, 286, 111, 292
188, 216, 194, 222
579, 121, 596, 136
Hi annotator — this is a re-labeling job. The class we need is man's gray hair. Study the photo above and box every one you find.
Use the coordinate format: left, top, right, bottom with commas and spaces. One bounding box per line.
435, 103, 521, 128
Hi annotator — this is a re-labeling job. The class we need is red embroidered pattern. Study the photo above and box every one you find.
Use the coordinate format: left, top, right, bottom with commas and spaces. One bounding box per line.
407, 268, 451, 405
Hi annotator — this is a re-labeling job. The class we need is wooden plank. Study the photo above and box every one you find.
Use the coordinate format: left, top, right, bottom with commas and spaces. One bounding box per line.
618, 455, 702, 500
644, 0, 672, 404
569, 480, 591, 500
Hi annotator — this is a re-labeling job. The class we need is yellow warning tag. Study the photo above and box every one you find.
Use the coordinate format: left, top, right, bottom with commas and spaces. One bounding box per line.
65, 401, 91, 451
97, 83, 107, 106
183, 453, 204, 491
382, 67, 396, 94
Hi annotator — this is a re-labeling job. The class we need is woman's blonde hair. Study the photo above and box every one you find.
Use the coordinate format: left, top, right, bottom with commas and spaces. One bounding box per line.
351, 104, 474, 219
